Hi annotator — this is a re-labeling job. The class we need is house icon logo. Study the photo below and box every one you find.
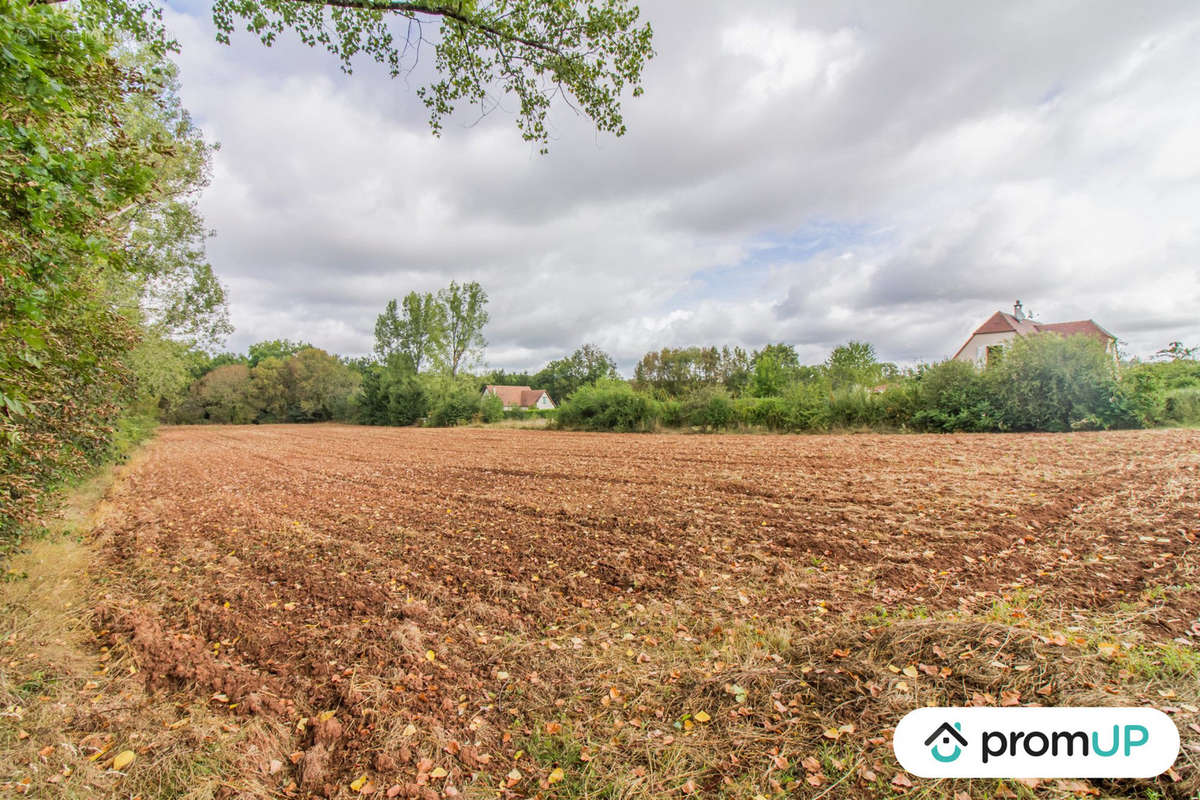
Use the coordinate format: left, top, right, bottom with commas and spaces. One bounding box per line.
924, 721, 967, 762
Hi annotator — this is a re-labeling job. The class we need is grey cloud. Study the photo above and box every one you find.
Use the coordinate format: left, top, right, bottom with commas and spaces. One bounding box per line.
167, 0, 1200, 370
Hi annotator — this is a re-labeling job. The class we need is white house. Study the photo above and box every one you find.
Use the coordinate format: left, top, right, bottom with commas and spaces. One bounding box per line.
482, 385, 556, 410
953, 301, 1118, 365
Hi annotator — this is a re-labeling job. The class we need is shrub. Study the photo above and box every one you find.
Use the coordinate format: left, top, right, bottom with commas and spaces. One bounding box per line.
743, 396, 787, 430
386, 375, 429, 426
829, 386, 882, 429
1163, 387, 1200, 425
908, 360, 997, 432
555, 379, 660, 432
778, 382, 831, 432
989, 334, 1132, 431
659, 399, 684, 428
682, 387, 735, 430
479, 392, 505, 423
427, 385, 480, 427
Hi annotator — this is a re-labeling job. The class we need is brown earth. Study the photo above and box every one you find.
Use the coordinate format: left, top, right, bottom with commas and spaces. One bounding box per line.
85, 425, 1200, 798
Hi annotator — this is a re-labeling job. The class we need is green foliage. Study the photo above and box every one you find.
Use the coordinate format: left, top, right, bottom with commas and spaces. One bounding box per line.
532, 343, 619, 404
1154, 341, 1198, 361
375, 292, 444, 371
682, 386, 735, 431
826, 340, 886, 389
749, 352, 787, 398
373, 282, 488, 378
989, 334, 1133, 431
439, 281, 489, 377
479, 391, 505, 423
247, 338, 310, 367
555, 379, 659, 432
778, 381, 832, 432
171, 348, 360, 424
908, 359, 997, 432
206, 0, 654, 153
384, 372, 428, 427
828, 386, 883, 429
0, 1, 226, 543
1163, 387, 1200, 425
633, 346, 751, 398
427, 382, 482, 427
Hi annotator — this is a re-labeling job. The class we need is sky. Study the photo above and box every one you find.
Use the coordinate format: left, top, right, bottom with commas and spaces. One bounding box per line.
162, 1, 1200, 373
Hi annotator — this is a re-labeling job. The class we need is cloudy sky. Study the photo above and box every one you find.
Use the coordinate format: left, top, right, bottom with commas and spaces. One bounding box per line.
163, 1, 1200, 372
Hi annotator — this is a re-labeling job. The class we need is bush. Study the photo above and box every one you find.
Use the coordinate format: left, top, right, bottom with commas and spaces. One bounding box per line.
386, 375, 428, 426
1163, 387, 1200, 425
908, 360, 997, 432
990, 334, 1133, 431
778, 382, 831, 432
555, 379, 660, 432
828, 387, 882, 429
682, 387, 735, 430
428, 385, 480, 427
479, 392, 505, 423
742, 396, 787, 430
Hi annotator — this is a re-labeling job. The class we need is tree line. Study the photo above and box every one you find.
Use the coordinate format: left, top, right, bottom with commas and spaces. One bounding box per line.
556, 335, 1200, 434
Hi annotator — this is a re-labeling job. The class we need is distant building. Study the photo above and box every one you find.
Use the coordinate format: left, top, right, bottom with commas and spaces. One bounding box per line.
482, 385, 556, 410
953, 301, 1117, 365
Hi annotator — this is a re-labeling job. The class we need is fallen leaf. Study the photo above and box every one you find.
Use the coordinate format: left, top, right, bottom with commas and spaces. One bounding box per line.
112, 750, 136, 771
694, 711, 711, 723
548, 767, 565, 785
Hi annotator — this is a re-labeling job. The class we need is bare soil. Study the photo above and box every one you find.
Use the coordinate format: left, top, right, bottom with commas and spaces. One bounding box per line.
78, 425, 1200, 798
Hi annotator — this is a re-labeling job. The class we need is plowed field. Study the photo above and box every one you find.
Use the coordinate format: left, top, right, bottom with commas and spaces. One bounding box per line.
89, 425, 1200, 798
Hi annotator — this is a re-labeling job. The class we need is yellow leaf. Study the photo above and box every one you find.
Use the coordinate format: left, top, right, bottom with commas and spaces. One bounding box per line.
426, 650, 436, 662
402, 723, 417, 737
112, 750, 136, 771
902, 665, 919, 679
822, 727, 841, 740
350, 774, 367, 792
316, 710, 336, 723
694, 711, 711, 723
548, 767, 565, 785
429, 767, 447, 779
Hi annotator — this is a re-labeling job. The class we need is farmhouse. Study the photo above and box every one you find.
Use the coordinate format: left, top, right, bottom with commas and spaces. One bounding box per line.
953, 301, 1117, 365
482, 384, 556, 410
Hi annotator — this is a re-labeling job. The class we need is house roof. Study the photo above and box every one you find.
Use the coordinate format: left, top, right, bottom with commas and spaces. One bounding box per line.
954, 311, 1117, 359
1037, 319, 1117, 340
485, 385, 530, 406
520, 389, 549, 407
484, 385, 552, 408
973, 311, 1042, 337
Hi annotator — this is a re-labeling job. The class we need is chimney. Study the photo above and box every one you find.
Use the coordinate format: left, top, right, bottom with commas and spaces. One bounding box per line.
1013, 300, 1025, 320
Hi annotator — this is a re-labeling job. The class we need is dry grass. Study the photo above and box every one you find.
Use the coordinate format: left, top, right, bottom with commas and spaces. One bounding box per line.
0, 454, 292, 798
480, 598, 1200, 799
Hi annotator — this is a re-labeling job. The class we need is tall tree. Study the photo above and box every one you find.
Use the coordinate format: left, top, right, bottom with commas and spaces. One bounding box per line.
437, 281, 488, 377
533, 343, 619, 402
375, 292, 444, 372
0, 0, 228, 541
